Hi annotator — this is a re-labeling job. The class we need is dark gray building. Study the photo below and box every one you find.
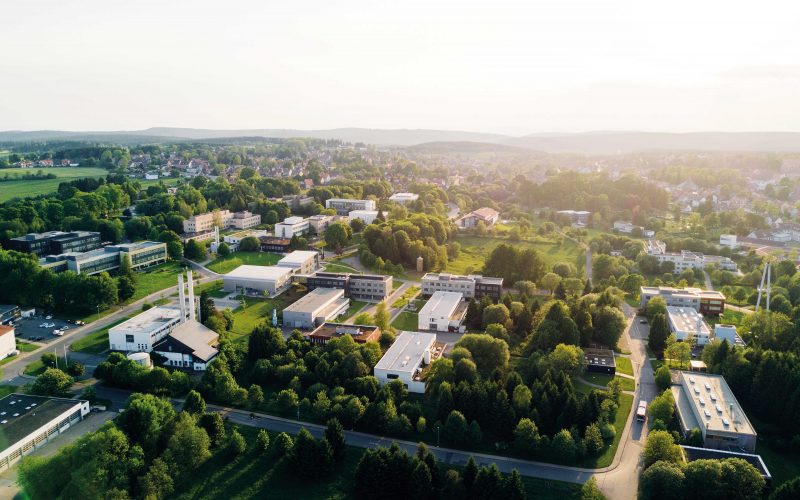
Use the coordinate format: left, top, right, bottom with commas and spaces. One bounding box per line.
8, 231, 102, 257
306, 271, 392, 301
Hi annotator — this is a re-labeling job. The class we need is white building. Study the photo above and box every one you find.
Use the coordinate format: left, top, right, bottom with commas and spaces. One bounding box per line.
389, 192, 419, 204
183, 210, 233, 233
277, 250, 321, 275
274, 216, 310, 238
0, 326, 16, 358
417, 291, 467, 332
108, 306, 183, 352
374, 331, 440, 393
0, 394, 91, 471
640, 286, 726, 316
282, 288, 350, 329
666, 306, 712, 345
222, 230, 269, 252
713, 324, 745, 347
326, 198, 376, 216
643, 241, 737, 273
230, 211, 262, 229
348, 210, 381, 225
613, 220, 654, 237
223, 265, 294, 296
307, 214, 335, 234
719, 234, 738, 249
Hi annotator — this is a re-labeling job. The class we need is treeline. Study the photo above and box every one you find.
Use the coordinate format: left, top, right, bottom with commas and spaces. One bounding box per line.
361, 213, 453, 272
0, 170, 57, 182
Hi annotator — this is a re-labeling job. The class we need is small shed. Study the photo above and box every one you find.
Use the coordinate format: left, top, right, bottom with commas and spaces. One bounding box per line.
584, 348, 616, 375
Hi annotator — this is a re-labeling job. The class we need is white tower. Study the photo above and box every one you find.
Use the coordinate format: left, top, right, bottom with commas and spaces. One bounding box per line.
186, 269, 196, 322
178, 273, 187, 323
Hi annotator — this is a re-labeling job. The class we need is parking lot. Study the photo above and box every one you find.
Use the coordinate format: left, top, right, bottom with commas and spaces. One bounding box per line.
13, 315, 80, 344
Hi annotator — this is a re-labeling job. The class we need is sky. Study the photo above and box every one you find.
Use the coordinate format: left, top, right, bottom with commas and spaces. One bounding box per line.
2, 0, 799, 134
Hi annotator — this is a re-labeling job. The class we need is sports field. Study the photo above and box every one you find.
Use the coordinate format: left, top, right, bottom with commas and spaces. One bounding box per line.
0, 167, 109, 201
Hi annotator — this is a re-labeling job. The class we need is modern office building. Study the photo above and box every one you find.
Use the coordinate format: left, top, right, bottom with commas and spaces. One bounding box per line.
152, 320, 219, 371
274, 216, 310, 238
348, 210, 381, 225
38, 241, 168, 275
417, 291, 467, 332
8, 231, 102, 257
325, 198, 376, 216
455, 207, 500, 229
282, 288, 350, 329
672, 372, 757, 452
307, 214, 335, 234
229, 211, 261, 229
108, 306, 183, 352
644, 241, 738, 273
640, 286, 726, 316
389, 192, 419, 204
306, 322, 381, 345
277, 250, 320, 275
421, 273, 503, 300
258, 235, 292, 253
0, 394, 91, 471
373, 331, 444, 393
306, 271, 393, 301
183, 210, 233, 233
223, 265, 294, 296
666, 306, 713, 345
714, 324, 746, 347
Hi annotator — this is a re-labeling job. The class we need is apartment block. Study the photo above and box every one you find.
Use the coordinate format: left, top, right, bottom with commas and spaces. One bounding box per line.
421, 273, 503, 300
183, 210, 233, 233
274, 216, 310, 238
644, 240, 737, 273
229, 211, 261, 229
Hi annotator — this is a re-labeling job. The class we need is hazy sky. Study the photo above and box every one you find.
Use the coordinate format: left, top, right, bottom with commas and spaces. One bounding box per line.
2, 0, 799, 134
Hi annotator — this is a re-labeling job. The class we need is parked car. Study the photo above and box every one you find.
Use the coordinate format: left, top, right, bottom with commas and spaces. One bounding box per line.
61, 326, 69, 331
52, 330, 63, 336
45, 315, 52, 320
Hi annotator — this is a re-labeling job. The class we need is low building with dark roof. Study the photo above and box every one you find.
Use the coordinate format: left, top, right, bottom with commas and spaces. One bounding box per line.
584, 348, 616, 375
259, 235, 292, 253
681, 445, 772, 484
0, 394, 90, 470
306, 322, 381, 345
152, 320, 219, 371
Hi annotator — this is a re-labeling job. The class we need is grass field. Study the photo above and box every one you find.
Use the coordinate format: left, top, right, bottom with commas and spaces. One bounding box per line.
582, 372, 636, 392
391, 286, 420, 309
391, 311, 419, 331
335, 300, 367, 322
17, 340, 38, 353
207, 251, 282, 274
615, 356, 634, 376
173, 424, 582, 500
447, 235, 581, 275
586, 393, 634, 468
71, 316, 132, 354
130, 261, 186, 302
0, 167, 110, 202
228, 287, 306, 341
323, 262, 360, 274
23, 359, 47, 376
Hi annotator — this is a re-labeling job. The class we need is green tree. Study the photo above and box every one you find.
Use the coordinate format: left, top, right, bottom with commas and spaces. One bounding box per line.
581, 477, 606, 500
648, 389, 675, 425
184, 239, 206, 260
248, 384, 264, 409
648, 312, 669, 353
163, 412, 212, 474
325, 417, 346, 462
548, 343, 586, 376
31, 368, 73, 397
646, 296, 667, 318
274, 432, 294, 456
584, 422, 604, 455
374, 301, 390, 331
117, 275, 136, 301
654, 365, 671, 390
183, 390, 206, 415
227, 428, 247, 456
138, 458, 174, 500
239, 236, 261, 252
443, 410, 470, 446
217, 242, 231, 257
771, 476, 800, 500
640, 460, 685, 500
643, 430, 682, 468
289, 428, 333, 477
513, 418, 543, 454
325, 222, 352, 250
454, 334, 510, 377
256, 429, 271, 452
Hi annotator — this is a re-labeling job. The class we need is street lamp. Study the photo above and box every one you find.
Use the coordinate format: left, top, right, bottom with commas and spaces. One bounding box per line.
436, 424, 440, 447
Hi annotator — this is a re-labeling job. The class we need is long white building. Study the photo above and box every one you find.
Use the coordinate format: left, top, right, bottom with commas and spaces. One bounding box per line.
643, 240, 737, 273
325, 198, 375, 216
666, 306, 712, 345
374, 331, 442, 393
417, 291, 467, 332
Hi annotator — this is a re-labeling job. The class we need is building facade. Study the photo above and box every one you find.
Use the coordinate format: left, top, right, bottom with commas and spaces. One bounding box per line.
325, 198, 376, 216
306, 271, 393, 301
421, 273, 503, 300
282, 288, 350, 329
417, 291, 467, 332
39, 241, 168, 275
8, 231, 102, 257
640, 286, 726, 316
183, 210, 233, 233
277, 250, 320, 275
666, 306, 713, 345
108, 307, 183, 352
223, 265, 293, 296
373, 331, 443, 393
229, 211, 261, 229
306, 322, 381, 345
259, 235, 292, 253
456, 207, 500, 229
274, 216, 310, 238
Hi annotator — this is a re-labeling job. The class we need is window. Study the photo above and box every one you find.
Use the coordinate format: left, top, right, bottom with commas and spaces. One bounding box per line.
387, 374, 399, 379
126, 334, 134, 343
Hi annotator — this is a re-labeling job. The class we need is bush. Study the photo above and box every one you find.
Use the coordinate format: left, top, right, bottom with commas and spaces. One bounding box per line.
256, 429, 270, 452
228, 429, 247, 456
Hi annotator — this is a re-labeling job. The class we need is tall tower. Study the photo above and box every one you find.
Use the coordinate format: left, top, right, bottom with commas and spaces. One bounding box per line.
178, 273, 187, 323
187, 269, 196, 322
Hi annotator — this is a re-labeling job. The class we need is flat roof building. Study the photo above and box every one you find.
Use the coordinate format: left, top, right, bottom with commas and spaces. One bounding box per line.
277, 250, 320, 275
348, 210, 381, 225
259, 235, 292, 253
714, 324, 746, 347
640, 286, 726, 316
374, 331, 445, 393
282, 288, 350, 329
666, 306, 712, 345
389, 192, 419, 204
417, 291, 467, 332
0, 305, 20, 326
306, 322, 381, 345
325, 198, 376, 216
672, 371, 757, 452
0, 394, 91, 471
307, 271, 393, 301
681, 446, 771, 482
8, 231, 102, 257
230, 210, 261, 230
38, 241, 168, 275
109, 306, 183, 352
223, 265, 293, 297
421, 273, 503, 300
221, 230, 269, 252
584, 348, 616, 374
274, 216, 310, 239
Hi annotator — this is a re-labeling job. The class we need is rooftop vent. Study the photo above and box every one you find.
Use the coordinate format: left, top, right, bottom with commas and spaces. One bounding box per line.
723, 418, 730, 426
689, 377, 695, 384
699, 397, 705, 406
704, 410, 711, 418
704, 383, 711, 391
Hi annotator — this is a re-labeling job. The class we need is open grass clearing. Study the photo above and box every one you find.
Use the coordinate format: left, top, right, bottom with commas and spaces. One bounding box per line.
228, 286, 306, 341
334, 300, 367, 322
207, 251, 282, 274
129, 261, 186, 302
447, 235, 581, 275
391, 286, 420, 309
582, 372, 636, 392
615, 356, 634, 376
391, 311, 419, 331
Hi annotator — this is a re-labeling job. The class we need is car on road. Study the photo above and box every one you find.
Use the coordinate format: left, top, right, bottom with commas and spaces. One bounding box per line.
636, 400, 647, 422
639, 319, 647, 324
61, 326, 69, 331
52, 330, 63, 336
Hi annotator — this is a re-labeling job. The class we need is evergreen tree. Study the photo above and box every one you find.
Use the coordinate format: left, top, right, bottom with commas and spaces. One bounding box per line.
325, 418, 346, 462
648, 313, 669, 353
503, 470, 527, 500
554, 281, 567, 300
466, 298, 482, 329
256, 429, 270, 452
463, 456, 479, 493
582, 279, 592, 295
183, 390, 206, 415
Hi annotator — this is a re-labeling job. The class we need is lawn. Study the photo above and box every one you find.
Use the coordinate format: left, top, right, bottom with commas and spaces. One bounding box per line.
615, 356, 634, 376
706, 309, 746, 328
228, 286, 306, 341
582, 372, 636, 392
23, 359, 47, 376
207, 251, 283, 274
0, 386, 18, 399
322, 262, 360, 274
391, 311, 419, 332
0, 167, 110, 202
583, 393, 634, 468
130, 261, 186, 302
391, 286, 420, 309
447, 235, 580, 275
173, 424, 582, 500
71, 316, 131, 354
17, 340, 38, 353
334, 300, 367, 322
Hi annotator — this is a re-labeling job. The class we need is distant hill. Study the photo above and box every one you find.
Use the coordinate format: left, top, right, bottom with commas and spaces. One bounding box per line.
2, 128, 800, 153
501, 131, 800, 154
406, 141, 529, 154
